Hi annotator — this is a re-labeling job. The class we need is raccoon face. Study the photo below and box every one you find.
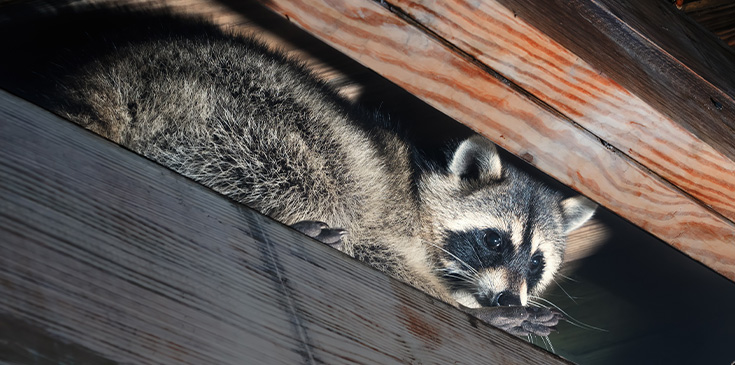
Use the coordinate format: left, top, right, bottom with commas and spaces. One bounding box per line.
420, 136, 596, 308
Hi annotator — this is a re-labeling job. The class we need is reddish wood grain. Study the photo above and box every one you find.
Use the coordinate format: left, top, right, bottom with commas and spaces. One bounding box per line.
497, 0, 735, 160
259, 0, 735, 280
391, 0, 735, 223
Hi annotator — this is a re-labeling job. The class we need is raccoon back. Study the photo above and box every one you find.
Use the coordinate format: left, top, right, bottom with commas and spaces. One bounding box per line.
0, 8, 417, 237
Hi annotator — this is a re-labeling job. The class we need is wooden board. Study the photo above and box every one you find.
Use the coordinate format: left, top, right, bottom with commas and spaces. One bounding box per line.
492, 0, 735, 216
245, 0, 735, 280
0, 90, 570, 364
495, 0, 735, 161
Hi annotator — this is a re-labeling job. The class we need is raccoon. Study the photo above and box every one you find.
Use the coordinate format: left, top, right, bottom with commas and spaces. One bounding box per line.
0, 6, 596, 337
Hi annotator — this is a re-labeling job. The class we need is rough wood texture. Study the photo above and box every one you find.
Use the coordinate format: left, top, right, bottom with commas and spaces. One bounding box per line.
250, 0, 735, 280
493, 0, 735, 198
0, 90, 570, 364
497, 0, 735, 160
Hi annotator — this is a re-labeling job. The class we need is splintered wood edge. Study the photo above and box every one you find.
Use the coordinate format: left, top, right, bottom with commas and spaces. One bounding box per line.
0, 90, 571, 364
256, 0, 735, 281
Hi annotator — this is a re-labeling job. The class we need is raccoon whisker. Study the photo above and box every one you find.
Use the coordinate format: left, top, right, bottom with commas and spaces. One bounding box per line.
468, 243, 484, 272
438, 269, 476, 283
563, 317, 607, 332
528, 334, 539, 348
542, 335, 555, 353
436, 267, 474, 275
527, 333, 555, 354
558, 273, 580, 283
529, 296, 560, 309
530, 295, 608, 332
425, 241, 481, 277
526, 299, 549, 309
470, 289, 485, 298
435, 268, 477, 290
435, 267, 475, 278
428, 243, 481, 277
552, 277, 579, 305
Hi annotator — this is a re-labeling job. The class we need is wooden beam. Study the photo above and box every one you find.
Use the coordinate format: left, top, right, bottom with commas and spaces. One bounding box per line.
252, 0, 735, 280
495, 0, 735, 159
495, 0, 735, 214
0, 90, 569, 364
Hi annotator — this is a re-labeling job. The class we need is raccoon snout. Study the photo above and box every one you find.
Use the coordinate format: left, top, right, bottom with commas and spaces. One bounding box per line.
478, 291, 522, 307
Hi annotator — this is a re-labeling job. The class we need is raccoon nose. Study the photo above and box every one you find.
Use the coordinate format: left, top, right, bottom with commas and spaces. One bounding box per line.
494, 291, 522, 306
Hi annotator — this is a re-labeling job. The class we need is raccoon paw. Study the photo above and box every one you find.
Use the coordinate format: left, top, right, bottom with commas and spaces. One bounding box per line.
290, 220, 348, 249
467, 305, 562, 337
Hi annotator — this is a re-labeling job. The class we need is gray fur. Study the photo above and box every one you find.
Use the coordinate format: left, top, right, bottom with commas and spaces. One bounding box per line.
0, 8, 596, 336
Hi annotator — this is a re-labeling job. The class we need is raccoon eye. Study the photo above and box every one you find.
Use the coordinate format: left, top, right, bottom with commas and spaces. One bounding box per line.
483, 230, 502, 251
529, 254, 544, 274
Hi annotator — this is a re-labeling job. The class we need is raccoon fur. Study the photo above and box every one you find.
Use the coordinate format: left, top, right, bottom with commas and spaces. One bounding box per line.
0, 6, 596, 337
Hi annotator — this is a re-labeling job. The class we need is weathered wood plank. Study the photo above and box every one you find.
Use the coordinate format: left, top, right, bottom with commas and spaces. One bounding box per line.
495, 0, 735, 168
389, 0, 735, 223
255, 0, 735, 280
0, 90, 569, 364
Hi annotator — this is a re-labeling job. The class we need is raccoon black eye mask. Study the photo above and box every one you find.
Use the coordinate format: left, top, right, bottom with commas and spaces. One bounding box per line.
0, 7, 596, 338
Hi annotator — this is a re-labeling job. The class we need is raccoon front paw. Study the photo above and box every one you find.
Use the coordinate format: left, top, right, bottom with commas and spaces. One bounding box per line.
290, 220, 348, 249
468, 305, 562, 337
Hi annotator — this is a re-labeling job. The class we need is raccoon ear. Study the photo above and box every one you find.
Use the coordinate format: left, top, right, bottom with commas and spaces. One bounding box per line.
561, 196, 597, 234
449, 136, 503, 181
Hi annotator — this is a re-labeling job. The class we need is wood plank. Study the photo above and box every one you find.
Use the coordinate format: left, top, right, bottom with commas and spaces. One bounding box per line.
0, 90, 570, 364
494, 0, 735, 173
253, 0, 735, 280
388, 0, 735, 224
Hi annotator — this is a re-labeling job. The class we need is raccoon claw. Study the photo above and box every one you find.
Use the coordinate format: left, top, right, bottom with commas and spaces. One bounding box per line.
290, 220, 347, 249
467, 306, 563, 337
315, 228, 348, 249
291, 220, 328, 237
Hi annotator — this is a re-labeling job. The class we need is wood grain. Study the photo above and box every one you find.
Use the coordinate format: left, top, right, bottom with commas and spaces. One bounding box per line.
0, 90, 570, 364
494, 0, 735, 178
253, 0, 735, 280
498, 0, 735, 196
389, 0, 735, 223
